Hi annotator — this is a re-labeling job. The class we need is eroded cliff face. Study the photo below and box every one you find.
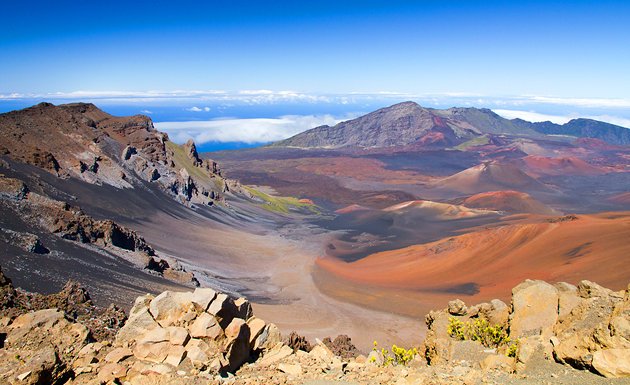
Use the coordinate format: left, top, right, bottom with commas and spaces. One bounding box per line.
0, 175, 198, 288
0, 269, 627, 385
0, 102, 232, 206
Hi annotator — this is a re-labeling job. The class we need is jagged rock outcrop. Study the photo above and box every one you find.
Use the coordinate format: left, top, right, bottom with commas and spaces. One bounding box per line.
0, 266, 126, 341
424, 279, 630, 378
0, 175, 198, 286
0, 102, 231, 206
1, 272, 627, 384
0, 309, 89, 385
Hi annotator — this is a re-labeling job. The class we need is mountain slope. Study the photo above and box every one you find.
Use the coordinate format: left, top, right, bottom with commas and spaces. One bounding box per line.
273, 101, 630, 149
514, 118, 630, 145
0, 102, 228, 206
434, 161, 548, 194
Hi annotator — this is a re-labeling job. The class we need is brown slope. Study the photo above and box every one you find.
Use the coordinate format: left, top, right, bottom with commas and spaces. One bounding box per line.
434, 160, 547, 194
316, 213, 630, 316
522, 155, 606, 177
0, 102, 227, 205
463, 190, 558, 215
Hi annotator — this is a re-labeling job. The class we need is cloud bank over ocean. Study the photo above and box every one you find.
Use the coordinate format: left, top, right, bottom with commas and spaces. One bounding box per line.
155, 113, 358, 145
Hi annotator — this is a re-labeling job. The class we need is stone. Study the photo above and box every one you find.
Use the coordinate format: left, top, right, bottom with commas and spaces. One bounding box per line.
105, 347, 133, 363
225, 318, 246, 341
258, 344, 294, 366
555, 282, 582, 318
117, 306, 159, 344
234, 297, 253, 320
246, 317, 266, 347
8, 308, 64, 338
309, 344, 335, 363
149, 291, 195, 328
166, 326, 190, 346
509, 280, 558, 340
17, 371, 31, 381
139, 327, 170, 344
254, 323, 281, 351
207, 293, 239, 328
448, 299, 468, 316
450, 340, 489, 364
592, 349, 630, 378
78, 342, 103, 357
186, 345, 209, 368
97, 362, 128, 383
577, 280, 613, 299
480, 354, 515, 372
133, 341, 170, 363
189, 313, 222, 339
224, 318, 250, 373
164, 345, 187, 367
488, 299, 510, 326
191, 287, 217, 311
278, 363, 303, 376
130, 294, 154, 317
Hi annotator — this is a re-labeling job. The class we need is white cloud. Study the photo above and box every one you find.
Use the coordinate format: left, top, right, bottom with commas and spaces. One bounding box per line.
140, 109, 153, 114
522, 95, 630, 109
493, 109, 630, 128
584, 115, 630, 128
186, 106, 211, 112
154, 114, 358, 144
493, 109, 571, 124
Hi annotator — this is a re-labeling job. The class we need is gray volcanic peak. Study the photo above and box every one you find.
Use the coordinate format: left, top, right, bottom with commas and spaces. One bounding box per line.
514, 118, 630, 145
273, 101, 630, 148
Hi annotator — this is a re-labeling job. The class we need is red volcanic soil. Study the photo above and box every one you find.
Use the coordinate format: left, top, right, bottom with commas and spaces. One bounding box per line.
522, 155, 605, 177
575, 137, 623, 151
315, 212, 630, 317
335, 204, 370, 214
463, 190, 558, 215
435, 161, 545, 194
418, 131, 446, 146
382, 199, 496, 219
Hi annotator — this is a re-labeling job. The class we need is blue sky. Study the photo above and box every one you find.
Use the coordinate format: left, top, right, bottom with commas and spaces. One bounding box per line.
1, 1, 630, 150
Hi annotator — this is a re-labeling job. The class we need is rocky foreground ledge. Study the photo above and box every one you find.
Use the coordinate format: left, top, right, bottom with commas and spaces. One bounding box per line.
0, 266, 629, 385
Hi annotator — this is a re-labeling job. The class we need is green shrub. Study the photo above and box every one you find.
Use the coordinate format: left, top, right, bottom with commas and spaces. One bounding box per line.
447, 317, 519, 357
372, 341, 418, 366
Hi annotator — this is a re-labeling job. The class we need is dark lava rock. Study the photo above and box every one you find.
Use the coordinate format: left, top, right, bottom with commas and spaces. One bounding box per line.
322, 334, 360, 360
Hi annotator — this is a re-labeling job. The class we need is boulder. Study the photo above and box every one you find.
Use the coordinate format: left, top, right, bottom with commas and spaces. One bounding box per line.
223, 318, 251, 373
207, 293, 239, 329
555, 282, 582, 319
278, 362, 303, 376
104, 347, 133, 363
1, 309, 89, 385
191, 288, 217, 311
165, 326, 189, 346
117, 305, 159, 344
480, 354, 515, 373
509, 280, 559, 341
234, 297, 253, 320
258, 344, 294, 366
592, 349, 630, 378
448, 299, 467, 316
246, 317, 267, 348
148, 291, 195, 328
189, 312, 222, 339
553, 281, 625, 370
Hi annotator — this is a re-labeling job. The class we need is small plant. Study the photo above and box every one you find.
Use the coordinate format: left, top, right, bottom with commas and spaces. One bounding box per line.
506, 339, 520, 357
447, 317, 519, 357
372, 341, 418, 366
